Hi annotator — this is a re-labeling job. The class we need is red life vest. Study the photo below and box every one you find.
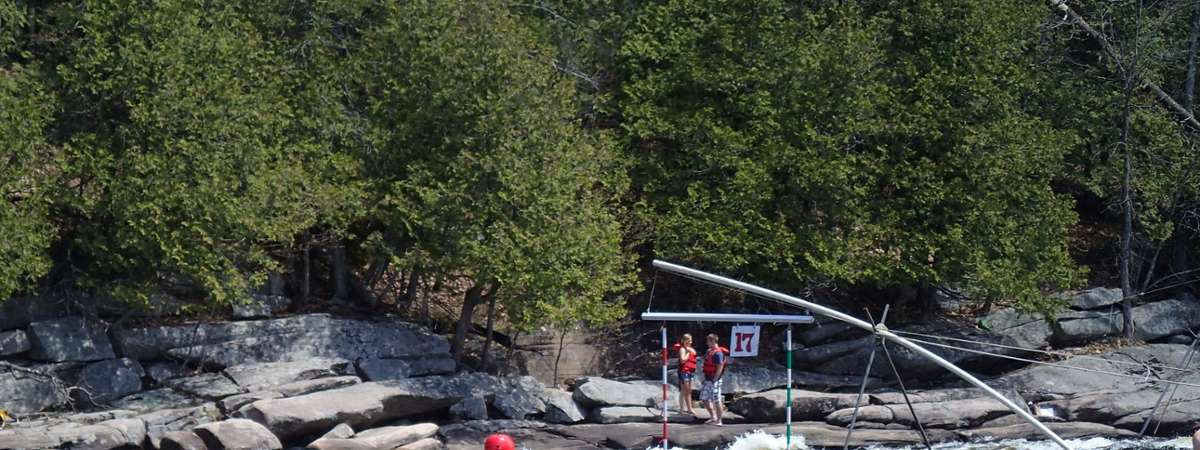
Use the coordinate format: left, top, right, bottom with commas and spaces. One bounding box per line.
703, 346, 730, 378
679, 346, 697, 373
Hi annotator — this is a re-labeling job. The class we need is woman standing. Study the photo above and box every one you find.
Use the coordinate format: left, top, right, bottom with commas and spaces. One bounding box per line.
676, 333, 698, 415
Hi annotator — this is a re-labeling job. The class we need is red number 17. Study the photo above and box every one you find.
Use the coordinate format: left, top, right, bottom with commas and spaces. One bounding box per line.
734, 332, 754, 352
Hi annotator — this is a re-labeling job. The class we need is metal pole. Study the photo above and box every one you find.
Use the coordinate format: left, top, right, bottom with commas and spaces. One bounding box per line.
650, 260, 1072, 450
868, 307, 931, 450
844, 307, 888, 450
661, 325, 669, 450
1142, 334, 1200, 435
786, 325, 793, 448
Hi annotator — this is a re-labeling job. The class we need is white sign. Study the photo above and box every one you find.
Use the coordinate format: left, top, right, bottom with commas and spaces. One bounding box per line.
729, 325, 760, 357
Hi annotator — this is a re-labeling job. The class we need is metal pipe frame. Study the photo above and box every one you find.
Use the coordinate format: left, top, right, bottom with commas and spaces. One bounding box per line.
640, 312, 814, 324
650, 260, 1071, 450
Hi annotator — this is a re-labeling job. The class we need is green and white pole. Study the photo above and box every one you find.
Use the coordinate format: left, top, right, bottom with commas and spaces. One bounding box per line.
786, 325, 793, 448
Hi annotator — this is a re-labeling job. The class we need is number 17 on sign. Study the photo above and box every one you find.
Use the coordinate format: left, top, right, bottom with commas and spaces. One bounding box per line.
730, 325, 760, 357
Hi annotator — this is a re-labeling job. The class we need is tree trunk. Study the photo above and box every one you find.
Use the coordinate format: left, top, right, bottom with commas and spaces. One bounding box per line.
481, 291, 498, 371
552, 327, 570, 387
332, 245, 349, 301
402, 269, 422, 305
1121, 79, 1137, 340
302, 239, 311, 306
451, 284, 485, 365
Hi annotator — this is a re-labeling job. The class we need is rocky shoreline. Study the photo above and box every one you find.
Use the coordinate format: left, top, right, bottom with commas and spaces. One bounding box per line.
2, 289, 1200, 449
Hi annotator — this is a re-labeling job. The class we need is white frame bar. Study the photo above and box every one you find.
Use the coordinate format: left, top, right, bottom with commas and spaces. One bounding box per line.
641, 312, 814, 324
650, 260, 1070, 450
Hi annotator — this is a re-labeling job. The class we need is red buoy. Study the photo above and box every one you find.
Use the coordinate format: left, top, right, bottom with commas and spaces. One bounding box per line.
484, 433, 516, 450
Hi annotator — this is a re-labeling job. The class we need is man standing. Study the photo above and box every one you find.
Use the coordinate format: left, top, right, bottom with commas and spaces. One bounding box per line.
700, 333, 729, 426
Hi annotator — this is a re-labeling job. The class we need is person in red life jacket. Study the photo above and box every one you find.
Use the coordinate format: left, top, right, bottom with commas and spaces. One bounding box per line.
675, 333, 698, 415
700, 333, 729, 426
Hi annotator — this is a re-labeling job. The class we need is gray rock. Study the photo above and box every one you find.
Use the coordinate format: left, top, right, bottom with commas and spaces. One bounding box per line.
146, 362, 190, 384
113, 388, 201, 413
1162, 334, 1196, 345
493, 376, 546, 420
958, 421, 1136, 441
138, 403, 221, 447
220, 391, 282, 415
357, 357, 455, 381
275, 375, 360, 397
0, 329, 30, 356
307, 439, 374, 450
588, 406, 743, 424
56, 417, 147, 450
231, 294, 291, 320
115, 314, 449, 365
352, 423, 438, 449
1132, 299, 1200, 342
397, 438, 442, 450
450, 396, 489, 420
889, 398, 1013, 429
166, 373, 243, 400
811, 325, 1017, 377
541, 389, 585, 424
159, 431, 207, 450
980, 308, 1053, 349
0, 365, 70, 413
571, 377, 678, 408
1053, 308, 1124, 346
240, 373, 499, 439
996, 344, 1191, 399
868, 387, 1027, 410
223, 358, 350, 392
77, 358, 144, 404
794, 335, 872, 366
730, 389, 859, 422
1067, 288, 1124, 310
316, 423, 356, 441
27, 317, 115, 362
194, 418, 283, 450
718, 364, 788, 394
797, 321, 866, 346
0, 293, 95, 331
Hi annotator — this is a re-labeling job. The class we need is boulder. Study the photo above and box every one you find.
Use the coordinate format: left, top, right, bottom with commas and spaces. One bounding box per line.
825, 405, 895, 425
571, 377, 677, 408
241, 374, 497, 439
166, 373, 243, 400
138, 403, 221, 447
541, 389, 585, 424
159, 431, 207, 450
194, 418, 282, 450
352, 423, 438, 449
220, 391, 282, 415
275, 375, 360, 397
146, 362, 190, 384
27, 317, 115, 362
223, 358, 350, 392
587, 406, 744, 424
794, 336, 872, 366
356, 357, 456, 381
115, 314, 449, 365
729, 389, 859, 421
1067, 288, 1124, 310
56, 417, 147, 450
957, 421, 1136, 441
114, 388, 201, 413
798, 322, 866, 346
397, 438, 443, 450
887, 398, 1014, 429
77, 358, 145, 404
0, 294, 94, 331
0, 365, 70, 413
980, 308, 1053, 349
231, 294, 290, 320
0, 329, 30, 356
308, 439, 375, 450
813, 325, 1018, 377
315, 423, 356, 441
450, 396, 489, 420
996, 344, 1189, 399
1133, 299, 1200, 342
493, 376, 546, 420
1051, 310, 1124, 346
868, 387, 1027, 409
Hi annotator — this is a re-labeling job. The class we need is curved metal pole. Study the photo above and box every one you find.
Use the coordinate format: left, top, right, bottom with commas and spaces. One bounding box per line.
651, 260, 1071, 450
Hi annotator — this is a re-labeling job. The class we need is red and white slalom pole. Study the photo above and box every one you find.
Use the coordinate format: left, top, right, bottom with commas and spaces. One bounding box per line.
661, 325, 669, 450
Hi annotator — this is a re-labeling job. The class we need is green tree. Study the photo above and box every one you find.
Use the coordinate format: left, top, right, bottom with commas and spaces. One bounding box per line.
346, 0, 635, 362
616, 0, 1082, 314
53, 0, 358, 306
0, 0, 56, 300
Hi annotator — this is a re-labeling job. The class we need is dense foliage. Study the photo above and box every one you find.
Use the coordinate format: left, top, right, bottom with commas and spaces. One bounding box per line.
2, 0, 1200, 342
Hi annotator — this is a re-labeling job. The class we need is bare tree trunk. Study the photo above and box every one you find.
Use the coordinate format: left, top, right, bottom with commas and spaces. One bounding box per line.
451, 284, 484, 365
1121, 72, 1137, 340
402, 269, 422, 305
332, 245, 349, 301
552, 327, 570, 387
481, 291, 498, 370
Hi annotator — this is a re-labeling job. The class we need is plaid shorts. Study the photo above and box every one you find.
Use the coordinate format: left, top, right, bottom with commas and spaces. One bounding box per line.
699, 378, 722, 402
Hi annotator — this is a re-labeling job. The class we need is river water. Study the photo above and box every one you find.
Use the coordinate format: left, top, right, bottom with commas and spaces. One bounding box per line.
650, 431, 1195, 450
